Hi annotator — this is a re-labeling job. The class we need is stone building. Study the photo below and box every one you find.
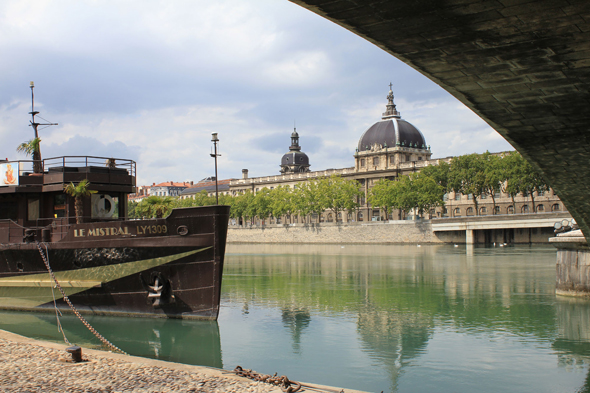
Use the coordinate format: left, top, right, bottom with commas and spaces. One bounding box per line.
149, 181, 191, 197
229, 86, 565, 223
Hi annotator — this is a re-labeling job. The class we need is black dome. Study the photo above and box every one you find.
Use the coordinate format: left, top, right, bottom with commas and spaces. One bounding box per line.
281, 151, 309, 166
357, 119, 426, 152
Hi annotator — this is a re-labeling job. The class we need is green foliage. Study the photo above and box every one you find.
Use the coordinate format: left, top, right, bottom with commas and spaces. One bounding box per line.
369, 179, 396, 217
449, 153, 487, 215
17, 137, 42, 173
135, 196, 175, 218
63, 179, 97, 224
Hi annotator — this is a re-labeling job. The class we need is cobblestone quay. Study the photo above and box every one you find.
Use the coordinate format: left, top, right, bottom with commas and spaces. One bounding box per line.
0, 330, 365, 393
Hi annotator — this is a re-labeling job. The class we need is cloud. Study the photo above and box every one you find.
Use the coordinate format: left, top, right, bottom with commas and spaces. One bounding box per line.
0, 0, 511, 187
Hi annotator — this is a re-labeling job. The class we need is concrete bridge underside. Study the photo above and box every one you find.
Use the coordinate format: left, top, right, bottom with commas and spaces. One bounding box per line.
290, 0, 590, 243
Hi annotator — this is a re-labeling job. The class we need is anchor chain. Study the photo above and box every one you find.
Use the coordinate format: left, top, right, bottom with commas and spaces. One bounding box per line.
234, 366, 302, 393
36, 241, 128, 355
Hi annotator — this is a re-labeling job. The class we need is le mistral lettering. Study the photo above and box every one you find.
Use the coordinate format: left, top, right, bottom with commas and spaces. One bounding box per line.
73, 225, 168, 238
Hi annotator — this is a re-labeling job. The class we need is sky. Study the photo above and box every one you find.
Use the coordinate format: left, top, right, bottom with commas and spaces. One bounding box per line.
0, 0, 514, 185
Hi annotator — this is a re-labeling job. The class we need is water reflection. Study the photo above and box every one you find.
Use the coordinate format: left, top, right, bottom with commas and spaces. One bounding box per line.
0, 310, 222, 368
222, 244, 590, 392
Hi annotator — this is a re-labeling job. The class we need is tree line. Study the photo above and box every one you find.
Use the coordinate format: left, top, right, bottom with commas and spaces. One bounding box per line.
128, 151, 549, 221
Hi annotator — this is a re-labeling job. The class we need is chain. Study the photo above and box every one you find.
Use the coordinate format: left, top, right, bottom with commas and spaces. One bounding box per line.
36, 241, 128, 355
234, 366, 302, 393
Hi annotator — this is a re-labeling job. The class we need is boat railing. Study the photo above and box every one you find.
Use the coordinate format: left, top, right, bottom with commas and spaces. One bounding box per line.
4, 156, 136, 177
43, 156, 136, 177
35, 217, 72, 242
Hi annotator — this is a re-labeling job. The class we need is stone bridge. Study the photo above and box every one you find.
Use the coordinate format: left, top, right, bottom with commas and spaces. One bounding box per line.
289, 0, 590, 243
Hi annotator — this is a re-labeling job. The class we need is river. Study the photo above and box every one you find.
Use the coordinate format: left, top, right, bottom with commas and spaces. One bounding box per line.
1, 244, 589, 393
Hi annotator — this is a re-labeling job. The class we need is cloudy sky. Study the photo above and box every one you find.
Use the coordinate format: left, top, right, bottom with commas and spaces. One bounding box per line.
0, 0, 513, 185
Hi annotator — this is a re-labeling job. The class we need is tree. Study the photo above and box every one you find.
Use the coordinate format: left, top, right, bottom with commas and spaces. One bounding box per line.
270, 186, 296, 223
420, 160, 450, 190
17, 137, 42, 173
449, 153, 486, 215
517, 155, 549, 213
137, 196, 175, 218
253, 188, 273, 223
482, 152, 503, 214
63, 179, 97, 224
369, 179, 396, 219
318, 175, 362, 222
297, 179, 326, 223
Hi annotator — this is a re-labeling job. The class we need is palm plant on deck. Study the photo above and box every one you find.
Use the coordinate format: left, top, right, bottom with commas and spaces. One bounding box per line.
63, 179, 97, 224
16, 137, 42, 173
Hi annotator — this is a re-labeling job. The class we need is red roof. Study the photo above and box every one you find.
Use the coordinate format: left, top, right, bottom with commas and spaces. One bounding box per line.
151, 181, 192, 188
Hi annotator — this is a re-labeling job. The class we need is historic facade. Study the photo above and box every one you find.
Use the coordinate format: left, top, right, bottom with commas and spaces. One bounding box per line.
227, 86, 565, 224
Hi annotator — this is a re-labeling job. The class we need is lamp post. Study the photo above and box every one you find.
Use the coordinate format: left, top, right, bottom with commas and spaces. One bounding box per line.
210, 133, 220, 205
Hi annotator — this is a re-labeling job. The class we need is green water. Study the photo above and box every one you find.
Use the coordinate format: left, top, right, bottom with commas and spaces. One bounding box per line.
1, 244, 589, 393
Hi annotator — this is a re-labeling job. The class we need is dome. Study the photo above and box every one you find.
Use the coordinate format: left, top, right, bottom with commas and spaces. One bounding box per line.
280, 128, 311, 173
281, 151, 309, 167
357, 118, 427, 152
357, 85, 427, 152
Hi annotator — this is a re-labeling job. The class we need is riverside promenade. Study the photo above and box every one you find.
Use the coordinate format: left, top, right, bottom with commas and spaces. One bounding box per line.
0, 330, 365, 393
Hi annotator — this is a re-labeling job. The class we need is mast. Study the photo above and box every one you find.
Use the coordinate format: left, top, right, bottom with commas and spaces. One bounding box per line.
28, 82, 57, 173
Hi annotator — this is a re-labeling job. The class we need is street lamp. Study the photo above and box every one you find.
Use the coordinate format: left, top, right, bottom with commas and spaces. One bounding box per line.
210, 133, 220, 205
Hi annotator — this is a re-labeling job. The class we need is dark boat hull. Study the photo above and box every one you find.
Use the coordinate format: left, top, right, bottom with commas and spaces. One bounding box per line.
0, 205, 230, 320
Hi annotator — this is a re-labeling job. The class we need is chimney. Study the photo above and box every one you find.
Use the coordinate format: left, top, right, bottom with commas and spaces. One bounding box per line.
152, 182, 155, 186
190, 181, 194, 186
170, 181, 173, 185
242, 169, 249, 179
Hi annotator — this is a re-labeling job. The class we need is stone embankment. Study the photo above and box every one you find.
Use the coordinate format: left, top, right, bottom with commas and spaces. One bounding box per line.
0, 330, 366, 393
228, 220, 441, 244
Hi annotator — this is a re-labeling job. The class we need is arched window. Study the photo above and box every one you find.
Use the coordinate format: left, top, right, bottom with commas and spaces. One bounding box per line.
494, 206, 500, 215
552, 203, 560, 211
454, 207, 461, 217
480, 207, 487, 215
466, 207, 474, 216
507, 205, 514, 214
521, 205, 529, 213
358, 212, 364, 221
337, 212, 342, 222
327, 213, 333, 223
536, 204, 545, 212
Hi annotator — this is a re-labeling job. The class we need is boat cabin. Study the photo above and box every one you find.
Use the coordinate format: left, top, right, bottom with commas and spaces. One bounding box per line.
0, 156, 136, 243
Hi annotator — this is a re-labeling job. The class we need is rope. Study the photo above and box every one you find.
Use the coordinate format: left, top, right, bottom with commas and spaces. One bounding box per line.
36, 241, 127, 355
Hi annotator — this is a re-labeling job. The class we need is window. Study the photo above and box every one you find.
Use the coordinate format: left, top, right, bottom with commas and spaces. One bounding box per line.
522, 205, 529, 213
494, 206, 500, 214
466, 207, 474, 216
360, 159, 365, 167
468, 194, 473, 200
480, 207, 487, 215
405, 154, 410, 162
418, 157, 423, 160
443, 193, 448, 201
454, 207, 461, 217
537, 204, 545, 212
373, 157, 379, 166
358, 212, 363, 221
552, 203, 560, 211
390, 156, 395, 164
28, 197, 40, 221
507, 206, 514, 214
538, 190, 544, 196
481, 194, 487, 199
454, 193, 461, 201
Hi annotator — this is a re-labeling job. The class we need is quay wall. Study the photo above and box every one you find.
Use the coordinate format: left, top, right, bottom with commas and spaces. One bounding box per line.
227, 219, 559, 244
227, 221, 443, 244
